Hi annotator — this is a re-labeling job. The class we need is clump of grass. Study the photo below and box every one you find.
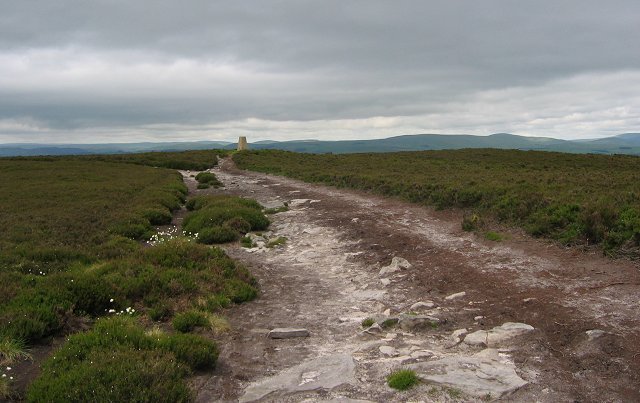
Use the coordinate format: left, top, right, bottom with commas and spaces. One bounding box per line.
387, 369, 420, 391
183, 195, 269, 235
462, 212, 483, 232
172, 310, 210, 333
195, 172, 223, 187
197, 226, 239, 244
0, 337, 31, 365
267, 236, 287, 248
223, 217, 252, 234
484, 231, 504, 242
361, 318, 375, 328
240, 236, 255, 248
205, 313, 230, 335
197, 183, 210, 189
381, 318, 399, 328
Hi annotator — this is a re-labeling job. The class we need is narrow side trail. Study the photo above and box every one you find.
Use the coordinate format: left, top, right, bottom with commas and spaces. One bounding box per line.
191, 158, 640, 403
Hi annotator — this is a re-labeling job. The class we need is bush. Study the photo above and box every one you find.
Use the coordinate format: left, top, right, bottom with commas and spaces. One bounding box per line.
157, 333, 219, 370
172, 311, 210, 333
197, 226, 239, 244
461, 212, 482, 232
361, 318, 375, 328
195, 172, 222, 187
387, 369, 419, 391
149, 302, 172, 322
224, 279, 258, 303
223, 217, 252, 234
197, 183, 210, 189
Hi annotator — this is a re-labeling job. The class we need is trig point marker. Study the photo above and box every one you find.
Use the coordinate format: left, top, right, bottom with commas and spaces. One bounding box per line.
237, 136, 248, 151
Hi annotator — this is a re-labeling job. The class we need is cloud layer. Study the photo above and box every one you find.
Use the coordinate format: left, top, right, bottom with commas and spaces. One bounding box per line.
1, 1, 639, 143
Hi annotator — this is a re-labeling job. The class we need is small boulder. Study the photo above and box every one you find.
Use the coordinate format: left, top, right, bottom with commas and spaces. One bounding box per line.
268, 328, 310, 339
445, 291, 466, 300
451, 328, 468, 343
410, 301, 436, 311
464, 322, 534, 347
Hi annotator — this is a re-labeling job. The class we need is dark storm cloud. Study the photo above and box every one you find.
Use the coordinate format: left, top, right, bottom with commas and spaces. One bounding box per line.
0, 1, 639, 142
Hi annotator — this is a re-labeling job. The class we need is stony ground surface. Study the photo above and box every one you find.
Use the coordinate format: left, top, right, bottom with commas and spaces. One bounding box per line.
184, 158, 640, 403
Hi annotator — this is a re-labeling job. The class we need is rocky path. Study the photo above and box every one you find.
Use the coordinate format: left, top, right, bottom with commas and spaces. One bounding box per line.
188, 158, 640, 402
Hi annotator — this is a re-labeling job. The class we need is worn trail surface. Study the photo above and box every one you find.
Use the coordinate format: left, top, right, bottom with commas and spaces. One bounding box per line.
189, 159, 640, 402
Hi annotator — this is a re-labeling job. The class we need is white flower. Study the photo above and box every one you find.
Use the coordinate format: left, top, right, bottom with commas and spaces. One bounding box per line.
109, 298, 114, 302
108, 309, 116, 313
1, 374, 6, 378
9, 376, 13, 380
6, 367, 11, 371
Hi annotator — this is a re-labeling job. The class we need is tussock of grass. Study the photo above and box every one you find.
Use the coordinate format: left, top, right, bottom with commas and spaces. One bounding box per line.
195, 171, 223, 187
387, 369, 419, 390
484, 231, 505, 242
361, 318, 375, 328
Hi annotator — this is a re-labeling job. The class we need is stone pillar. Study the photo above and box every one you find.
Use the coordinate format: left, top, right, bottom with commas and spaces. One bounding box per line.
237, 136, 248, 151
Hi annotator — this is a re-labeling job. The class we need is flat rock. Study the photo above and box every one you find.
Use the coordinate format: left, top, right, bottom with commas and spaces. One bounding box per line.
464, 322, 534, 347
445, 291, 466, 300
379, 346, 399, 357
409, 349, 527, 398
379, 257, 412, 275
410, 301, 436, 310
380, 278, 391, 286
239, 354, 356, 402
268, 328, 310, 339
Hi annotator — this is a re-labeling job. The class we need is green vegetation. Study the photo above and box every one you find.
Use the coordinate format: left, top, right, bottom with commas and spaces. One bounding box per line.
195, 171, 223, 187
184, 195, 269, 244
387, 369, 420, 391
235, 149, 640, 257
240, 236, 255, 248
172, 310, 211, 333
361, 318, 375, 328
76, 149, 224, 170
484, 231, 505, 242
27, 317, 218, 402
266, 236, 287, 248
0, 152, 261, 398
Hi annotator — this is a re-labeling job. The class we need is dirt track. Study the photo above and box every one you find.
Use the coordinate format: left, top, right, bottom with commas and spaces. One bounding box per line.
188, 158, 640, 402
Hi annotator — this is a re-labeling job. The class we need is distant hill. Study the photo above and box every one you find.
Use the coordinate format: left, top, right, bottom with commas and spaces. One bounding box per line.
0, 141, 231, 157
2, 133, 640, 157
225, 133, 640, 155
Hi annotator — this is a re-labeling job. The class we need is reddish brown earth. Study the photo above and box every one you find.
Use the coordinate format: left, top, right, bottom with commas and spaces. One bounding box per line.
188, 158, 640, 402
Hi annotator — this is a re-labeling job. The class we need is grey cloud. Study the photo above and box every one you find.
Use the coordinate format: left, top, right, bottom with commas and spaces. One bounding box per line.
0, 1, 639, 142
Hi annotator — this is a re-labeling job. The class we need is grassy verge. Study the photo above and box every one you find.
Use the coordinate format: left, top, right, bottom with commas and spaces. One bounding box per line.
234, 149, 640, 257
0, 153, 259, 399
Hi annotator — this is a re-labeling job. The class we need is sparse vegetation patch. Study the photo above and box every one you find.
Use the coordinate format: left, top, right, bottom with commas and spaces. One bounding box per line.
387, 369, 420, 390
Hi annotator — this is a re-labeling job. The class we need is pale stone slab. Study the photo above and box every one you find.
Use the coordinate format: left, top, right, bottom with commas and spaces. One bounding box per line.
239, 354, 355, 402
409, 349, 527, 398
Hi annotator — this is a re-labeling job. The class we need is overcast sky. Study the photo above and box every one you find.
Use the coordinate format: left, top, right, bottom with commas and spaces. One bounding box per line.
1, 1, 639, 143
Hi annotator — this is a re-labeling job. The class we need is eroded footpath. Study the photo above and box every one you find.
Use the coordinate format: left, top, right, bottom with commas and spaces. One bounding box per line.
189, 158, 640, 402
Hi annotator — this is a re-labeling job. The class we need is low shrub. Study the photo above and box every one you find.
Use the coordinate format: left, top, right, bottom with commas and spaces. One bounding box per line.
197, 183, 210, 189
224, 279, 258, 303
361, 318, 375, 328
172, 310, 210, 333
156, 333, 218, 370
143, 209, 173, 225
195, 172, 222, 187
267, 237, 287, 248
148, 302, 172, 322
484, 231, 504, 242
197, 226, 239, 244
240, 236, 254, 248
223, 217, 252, 234
387, 369, 419, 391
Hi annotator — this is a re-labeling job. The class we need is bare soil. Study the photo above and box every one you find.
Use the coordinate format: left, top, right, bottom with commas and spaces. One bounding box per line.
188, 158, 640, 403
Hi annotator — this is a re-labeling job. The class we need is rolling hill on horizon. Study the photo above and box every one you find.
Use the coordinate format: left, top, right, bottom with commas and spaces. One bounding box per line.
1, 133, 640, 157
